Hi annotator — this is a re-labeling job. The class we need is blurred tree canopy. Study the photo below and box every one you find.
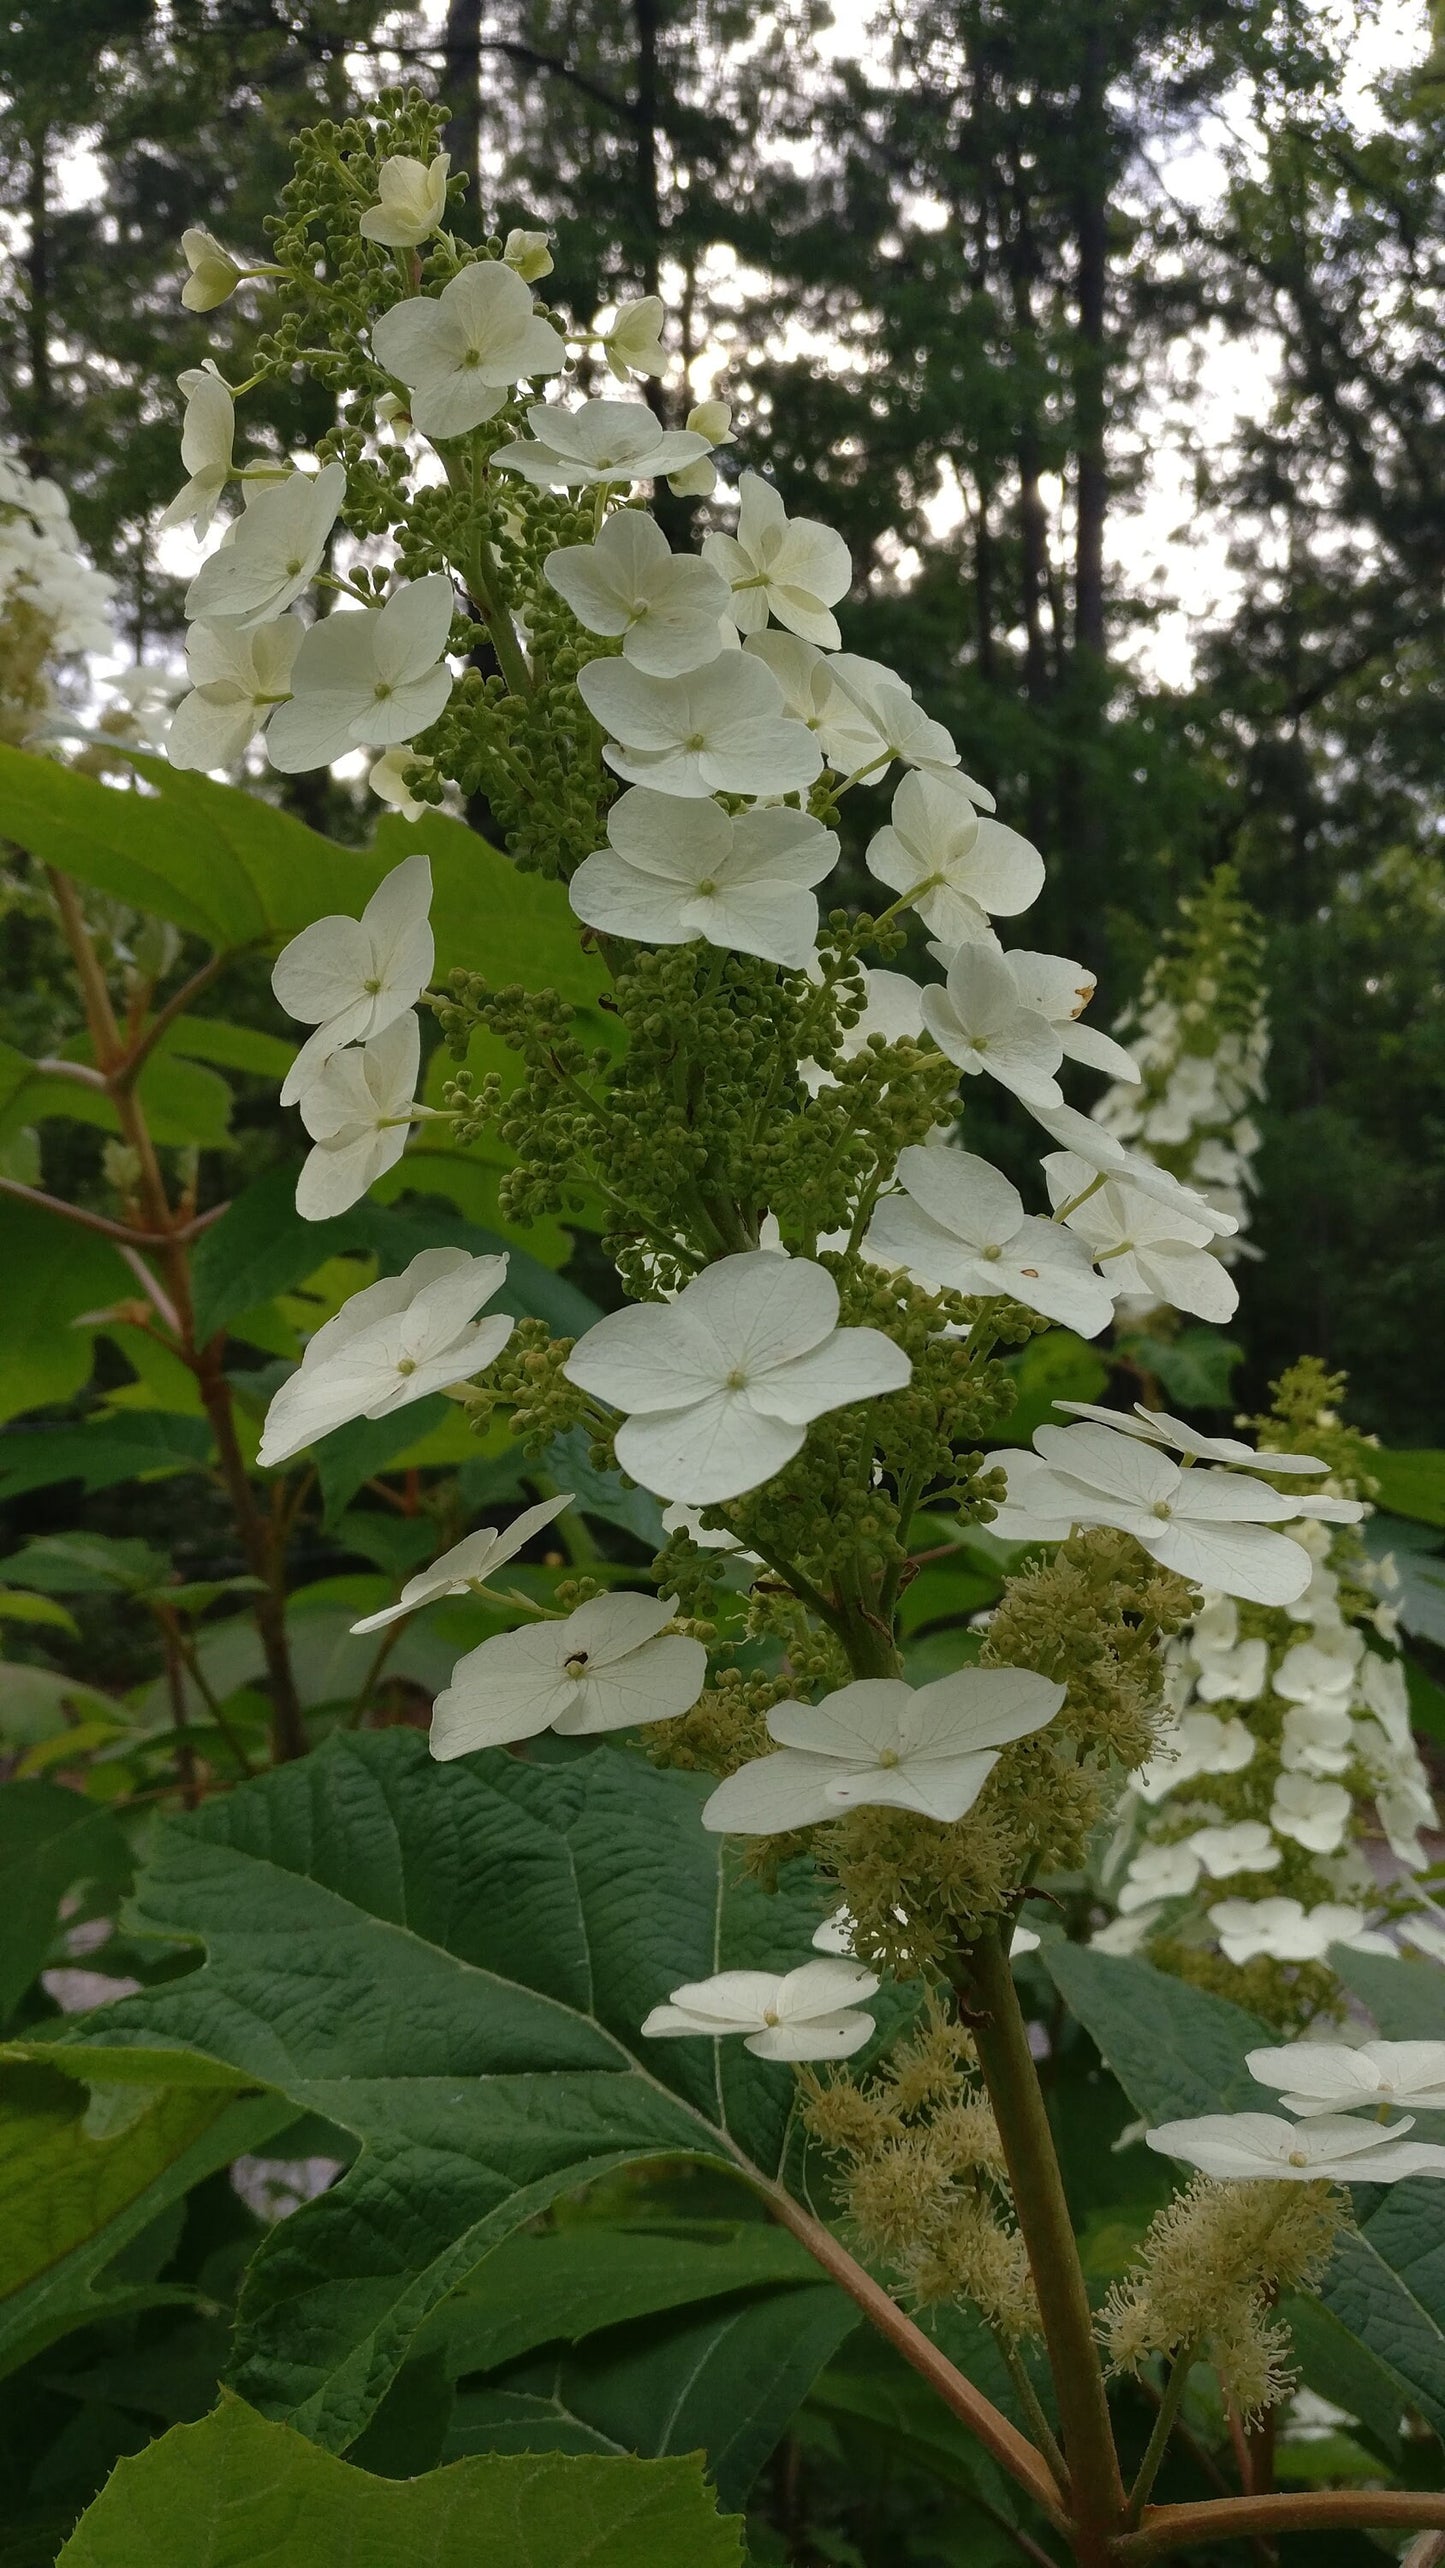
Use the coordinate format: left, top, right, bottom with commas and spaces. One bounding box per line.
0, 0, 1440, 1438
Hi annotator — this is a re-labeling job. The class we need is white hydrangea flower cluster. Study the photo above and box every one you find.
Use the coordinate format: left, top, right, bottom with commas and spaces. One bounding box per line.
1094, 1413, 1439, 1982
1091, 867, 1269, 1283
196, 141, 1431, 2085
0, 444, 118, 744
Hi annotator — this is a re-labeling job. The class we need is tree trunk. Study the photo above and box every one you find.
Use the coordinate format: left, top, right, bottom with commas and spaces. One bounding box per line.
632, 0, 663, 300
1073, 6, 1109, 658
22, 126, 52, 476
443, 0, 483, 222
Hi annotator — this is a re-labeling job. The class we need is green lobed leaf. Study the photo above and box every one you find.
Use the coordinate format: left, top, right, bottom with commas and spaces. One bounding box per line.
1, 1534, 169, 1595
1332, 1949, 1445, 2041
370, 810, 612, 1004
1115, 1326, 1243, 1412
1368, 1450, 1445, 1530
160, 1018, 297, 1079
312, 1398, 453, 1528
55, 2393, 745, 2567
0, 1664, 125, 1752
1319, 2202, 1445, 2436
417, 2222, 823, 2377
0, 744, 366, 951
1041, 1944, 1273, 2119
0, 1416, 214, 1504
0, 1590, 79, 1634
991, 1331, 1108, 1449
0, 749, 610, 1011
190, 1168, 598, 1349
0, 1201, 131, 1425
0, 1784, 132, 2022
1276, 2293, 1410, 2452
807, 2329, 1034, 2528
0, 2057, 289, 2381
444, 2277, 856, 2509
53, 1732, 841, 2451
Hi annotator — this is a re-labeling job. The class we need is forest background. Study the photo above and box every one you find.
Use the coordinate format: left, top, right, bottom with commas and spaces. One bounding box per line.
2, 0, 1442, 1452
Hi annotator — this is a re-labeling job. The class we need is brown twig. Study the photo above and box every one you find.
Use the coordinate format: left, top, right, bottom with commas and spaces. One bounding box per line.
0, 1172, 224, 1252
109, 949, 234, 1089
1112, 2490, 1445, 2562
151, 1604, 200, 1811
757, 2181, 1069, 2532
46, 866, 305, 1763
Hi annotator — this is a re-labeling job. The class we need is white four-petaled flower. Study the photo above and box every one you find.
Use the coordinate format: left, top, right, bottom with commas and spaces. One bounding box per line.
1118, 1841, 1202, 1913
265, 576, 455, 773
159, 364, 235, 537
185, 463, 347, 630
294, 1013, 420, 1219
864, 1145, 1114, 1335
596, 296, 668, 379
827, 654, 979, 783
1247, 2039, 1445, 2118
167, 616, 302, 771
1055, 1403, 1331, 1478
272, 852, 434, 1102
503, 228, 553, 281
1006, 952, 1142, 1083
867, 772, 1041, 944
702, 1669, 1065, 1834
641, 1959, 880, 2059
1269, 1773, 1352, 1853
1146, 2111, 1445, 2184
568, 788, 837, 968
1043, 1155, 1239, 1325
577, 652, 823, 800
359, 151, 451, 248
543, 512, 730, 676
703, 472, 853, 648
921, 944, 1064, 1109
985, 1422, 1318, 1606
257, 1247, 513, 1466
1027, 1102, 1240, 1240
350, 1494, 573, 1633
180, 228, 244, 311
371, 264, 566, 439
1186, 1597, 1269, 1703
429, 1591, 707, 1757
1188, 1820, 1280, 1879
1207, 1896, 1395, 1966
494, 398, 712, 488
564, 1249, 911, 1504
1133, 1708, 1255, 1804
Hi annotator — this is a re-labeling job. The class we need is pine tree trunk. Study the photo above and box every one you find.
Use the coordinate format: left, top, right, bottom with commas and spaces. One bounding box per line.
443, 0, 483, 220
22, 125, 51, 475
1073, 7, 1109, 658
